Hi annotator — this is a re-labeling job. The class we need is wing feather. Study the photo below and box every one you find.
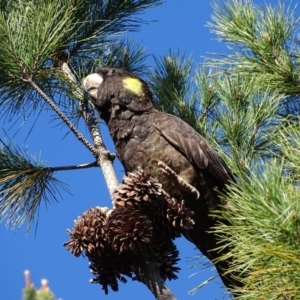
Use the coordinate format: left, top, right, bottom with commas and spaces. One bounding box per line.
153, 111, 234, 184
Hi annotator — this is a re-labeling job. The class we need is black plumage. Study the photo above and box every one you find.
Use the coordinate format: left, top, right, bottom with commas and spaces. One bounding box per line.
83, 67, 240, 290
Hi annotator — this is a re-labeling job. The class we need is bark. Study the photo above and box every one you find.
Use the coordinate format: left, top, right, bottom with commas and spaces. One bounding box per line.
80, 102, 118, 203
133, 255, 177, 300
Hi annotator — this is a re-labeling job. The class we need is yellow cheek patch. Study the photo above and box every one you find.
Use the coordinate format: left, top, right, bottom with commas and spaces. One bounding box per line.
122, 77, 144, 96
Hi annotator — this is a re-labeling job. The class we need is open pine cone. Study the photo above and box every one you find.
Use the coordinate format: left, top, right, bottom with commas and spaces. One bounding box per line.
152, 240, 180, 281
89, 251, 132, 295
108, 207, 153, 254
165, 199, 195, 234
113, 168, 164, 213
64, 168, 195, 294
63, 207, 109, 257
114, 168, 194, 239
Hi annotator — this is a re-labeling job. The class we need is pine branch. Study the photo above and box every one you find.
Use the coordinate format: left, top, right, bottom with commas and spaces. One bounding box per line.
207, 0, 300, 96
22, 75, 96, 156
24, 63, 119, 204
150, 52, 203, 134
80, 101, 118, 203
46, 161, 98, 172
0, 140, 69, 229
212, 161, 300, 299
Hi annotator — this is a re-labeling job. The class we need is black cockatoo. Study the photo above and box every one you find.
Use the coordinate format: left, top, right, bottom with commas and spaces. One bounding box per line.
83, 67, 240, 290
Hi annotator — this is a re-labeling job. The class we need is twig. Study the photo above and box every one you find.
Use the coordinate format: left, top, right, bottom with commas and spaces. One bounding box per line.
45, 161, 98, 172
23, 76, 97, 156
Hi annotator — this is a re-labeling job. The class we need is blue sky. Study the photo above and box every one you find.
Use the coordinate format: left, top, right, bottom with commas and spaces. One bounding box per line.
0, 1, 298, 300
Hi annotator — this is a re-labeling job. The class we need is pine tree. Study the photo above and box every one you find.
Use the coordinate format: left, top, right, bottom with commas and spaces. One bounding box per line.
197, 0, 300, 298
0, 1, 180, 299
3, 0, 300, 299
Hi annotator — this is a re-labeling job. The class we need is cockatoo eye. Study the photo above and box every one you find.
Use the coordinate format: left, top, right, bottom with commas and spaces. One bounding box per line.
109, 69, 116, 75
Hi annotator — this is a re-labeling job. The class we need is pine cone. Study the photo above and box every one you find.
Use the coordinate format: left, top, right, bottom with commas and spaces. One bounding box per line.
108, 207, 153, 254
165, 199, 195, 232
113, 168, 164, 213
89, 252, 132, 295
64, 168, 193, 293
152, 240, 180, 281
151, 196, 194, 240
150, 199, 179, 239
64, 207, 109, 257
114, 168, 194, 241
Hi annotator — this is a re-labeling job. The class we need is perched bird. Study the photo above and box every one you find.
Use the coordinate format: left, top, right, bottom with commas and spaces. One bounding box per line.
83, 67, 240, 290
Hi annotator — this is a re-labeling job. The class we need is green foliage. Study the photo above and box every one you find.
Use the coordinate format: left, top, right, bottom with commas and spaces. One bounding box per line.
68, 0, 163, 55
23, 287, 37, 300
150, 51, 205, 133
0, 0, 81, 119
151, 51, 193, 113
207, 0, 300, 96
0, 0, 161, 78
80, 38, 150, 76
0, 0, 162, 229
24, 287, 56, 300
0, 139, 69, 229
208, 74, 283, 173
213, 160, 300, 299
0, 0, 162, 118
276, 123, 300, 181
23, 272, 56, 300
0, 0, 79, 76
197, 0, 300, 298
